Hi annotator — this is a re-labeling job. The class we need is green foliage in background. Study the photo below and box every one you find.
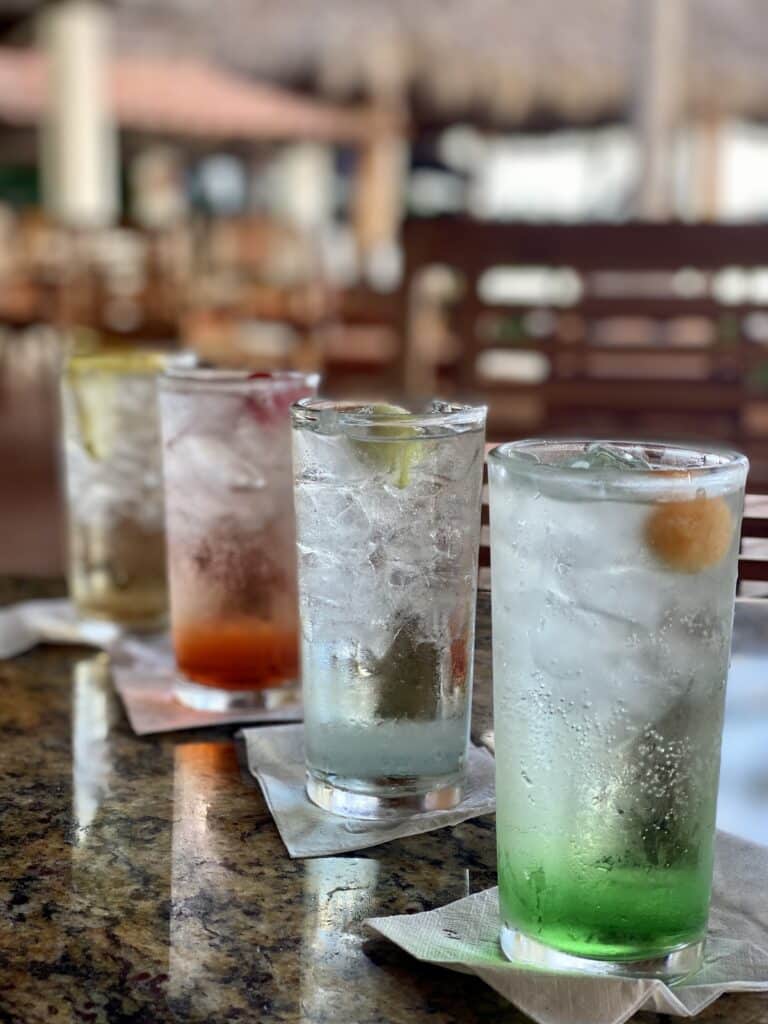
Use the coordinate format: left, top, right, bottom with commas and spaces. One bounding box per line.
747, 360, 768, 392
0, 165, 39, 207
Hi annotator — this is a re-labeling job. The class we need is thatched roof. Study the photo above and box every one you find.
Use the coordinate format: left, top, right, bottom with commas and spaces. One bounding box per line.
2, 0, 767, 126
0, 46, 381, 141
108, 0, 768, 125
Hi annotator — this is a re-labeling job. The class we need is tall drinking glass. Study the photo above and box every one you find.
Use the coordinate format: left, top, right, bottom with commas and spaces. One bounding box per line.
292, 399, 487, 818
159, 370, 318, 711
61, 350, 169, 629
488, 440, 748, 978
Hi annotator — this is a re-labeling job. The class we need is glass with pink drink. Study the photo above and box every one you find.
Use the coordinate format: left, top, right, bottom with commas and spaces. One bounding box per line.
159, 369, 318, 710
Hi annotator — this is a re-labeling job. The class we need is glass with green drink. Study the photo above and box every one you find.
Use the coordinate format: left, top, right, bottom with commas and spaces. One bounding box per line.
488, 440, 748, 978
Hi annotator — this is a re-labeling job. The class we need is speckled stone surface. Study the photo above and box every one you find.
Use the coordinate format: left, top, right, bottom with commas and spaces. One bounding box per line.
1, 579, 766, 1024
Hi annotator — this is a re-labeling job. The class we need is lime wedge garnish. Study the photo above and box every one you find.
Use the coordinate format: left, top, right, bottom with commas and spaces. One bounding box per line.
65, 351, 167, 376
64, 351, 165, 460
65, 372, 117, 461
350, 403, 422, 488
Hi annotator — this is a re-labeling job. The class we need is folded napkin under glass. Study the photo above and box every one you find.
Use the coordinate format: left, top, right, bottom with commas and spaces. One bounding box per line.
367, 830, 768, 1024
241, 723, 495, 858
0, 598, 301, 732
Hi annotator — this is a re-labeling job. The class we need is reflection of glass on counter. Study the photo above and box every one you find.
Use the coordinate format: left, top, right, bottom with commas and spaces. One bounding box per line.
71, 654, 118, 840
299, 856, 472, 1020
300, 857, 381, 1020
69, 652, 173, 991
168, 742, 248, 1014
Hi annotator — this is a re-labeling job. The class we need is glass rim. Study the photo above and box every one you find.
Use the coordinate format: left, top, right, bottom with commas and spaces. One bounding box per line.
488, 438, 749, 493
159, 368, 320, 394
291, 397, 487, 433
63, 350, 193, 377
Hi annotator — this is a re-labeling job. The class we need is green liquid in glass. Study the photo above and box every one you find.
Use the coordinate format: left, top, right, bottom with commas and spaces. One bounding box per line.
498, 853, 712, 961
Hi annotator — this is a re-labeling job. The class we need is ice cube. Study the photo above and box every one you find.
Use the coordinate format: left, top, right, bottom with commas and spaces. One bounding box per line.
568, 443, 652, 472
294, 430, 371, 486
169, 434, 264, 491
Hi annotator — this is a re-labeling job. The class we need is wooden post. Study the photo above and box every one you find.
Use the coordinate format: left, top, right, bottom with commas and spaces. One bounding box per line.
692, 111, 722, 222
632, 0, 688, 219
352, 107, 406, 280
38, 0, 118, 228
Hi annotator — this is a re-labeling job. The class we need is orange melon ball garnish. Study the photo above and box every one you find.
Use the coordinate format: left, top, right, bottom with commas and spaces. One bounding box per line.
645, 494, 733, 573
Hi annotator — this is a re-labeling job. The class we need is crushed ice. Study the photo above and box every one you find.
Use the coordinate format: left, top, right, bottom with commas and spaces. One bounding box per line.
568, 442, 652, 471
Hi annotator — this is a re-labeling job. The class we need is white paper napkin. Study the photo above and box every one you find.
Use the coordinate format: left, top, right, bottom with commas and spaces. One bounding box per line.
109, 633, 302, 734
367, 830, 768, 1024
113, 665, 302, 734
242, 722, 496, 858
0, 597, 121, 658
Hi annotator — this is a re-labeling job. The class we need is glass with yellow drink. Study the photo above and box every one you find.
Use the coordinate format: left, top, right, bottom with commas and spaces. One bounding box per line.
61, 350, 169, 629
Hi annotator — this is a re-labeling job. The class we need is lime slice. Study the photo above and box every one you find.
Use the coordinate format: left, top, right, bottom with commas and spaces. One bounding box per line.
65, 350, 167, 376
65, 371, 117, 461
64, 351, 165, 461
351, 403, 422, 489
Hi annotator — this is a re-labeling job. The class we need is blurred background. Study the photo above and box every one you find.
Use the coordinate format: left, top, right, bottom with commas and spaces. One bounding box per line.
2, 0, 768, 575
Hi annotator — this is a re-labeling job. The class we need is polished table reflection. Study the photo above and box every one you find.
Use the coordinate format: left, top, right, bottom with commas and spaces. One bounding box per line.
1, 578, 767, 1024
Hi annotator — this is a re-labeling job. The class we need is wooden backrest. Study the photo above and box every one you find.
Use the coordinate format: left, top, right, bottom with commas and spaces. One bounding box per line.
740, 494, 768, 587
401, 219, 768, 484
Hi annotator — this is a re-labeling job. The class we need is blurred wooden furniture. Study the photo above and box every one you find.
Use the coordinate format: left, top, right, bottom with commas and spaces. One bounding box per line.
0, 325, 64, 575
321, 286, 401, 395
740, 493, 768, 590
400, 219, 768, 486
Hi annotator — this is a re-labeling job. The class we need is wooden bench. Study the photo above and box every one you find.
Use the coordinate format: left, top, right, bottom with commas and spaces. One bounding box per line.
400, 219, 768, 487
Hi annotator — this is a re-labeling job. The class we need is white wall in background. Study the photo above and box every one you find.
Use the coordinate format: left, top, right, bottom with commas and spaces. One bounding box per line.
720, 121, 768, 222
467, 127, 636, 221
453, 121, 768, 223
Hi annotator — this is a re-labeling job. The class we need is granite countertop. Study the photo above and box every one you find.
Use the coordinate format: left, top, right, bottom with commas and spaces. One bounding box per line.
1, 579, 766, 1024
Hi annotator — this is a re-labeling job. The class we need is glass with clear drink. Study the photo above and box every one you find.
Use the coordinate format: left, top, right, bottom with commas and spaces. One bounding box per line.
159, 370, 318, 710
488, 440, 748, 978
292, 399, 487, 818
61, 350, 169, 629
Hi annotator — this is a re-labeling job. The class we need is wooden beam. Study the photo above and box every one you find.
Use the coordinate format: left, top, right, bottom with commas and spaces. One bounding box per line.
692, 111, 723, 222
632, 0, 688, 219
38, 0, 118, 227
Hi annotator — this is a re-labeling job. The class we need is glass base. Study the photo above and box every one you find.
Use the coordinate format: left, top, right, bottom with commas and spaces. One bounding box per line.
75, 606, 168, 634
305, 770, 463, 820
500, 925, 704, 980
174, 678, 299, 713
